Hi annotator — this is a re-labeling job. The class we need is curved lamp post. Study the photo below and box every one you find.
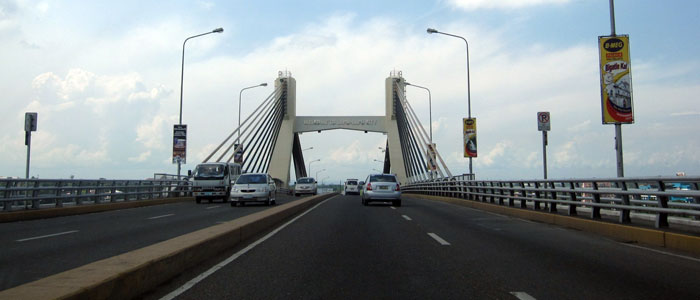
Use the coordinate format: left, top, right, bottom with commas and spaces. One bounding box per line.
427, 27, 473, 176
237, 83, 268, 145
177, 27, 223, 179
308, 159, 320, 177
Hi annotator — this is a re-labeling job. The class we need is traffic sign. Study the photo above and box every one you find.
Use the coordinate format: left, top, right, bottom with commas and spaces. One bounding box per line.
537, 112, 550, 131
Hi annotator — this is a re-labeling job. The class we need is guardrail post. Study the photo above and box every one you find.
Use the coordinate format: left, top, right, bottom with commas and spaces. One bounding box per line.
534, 182, 541, 210
498, 182, 504, 205
95, 180, 103, 204
656, 180, 669, 228
31, 180, 40, 209
137, 181, 144, 201
76, 181, 83, 205
111, 180, 117, 202
591, 181, 601, 219
568, 181, 577, 216
508, 182, 515, 207
3, 180, 11, 211
548, 181, 557, 213
619, 181, 631, 223
519, 182, 527, 208
692, 182, 700, 220
55, 181, 63, 208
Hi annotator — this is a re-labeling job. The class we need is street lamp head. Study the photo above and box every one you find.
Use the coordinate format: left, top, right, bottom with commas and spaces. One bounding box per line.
427, 28, 438, 34
213, 28, 224, 33
260, 83, 268, 86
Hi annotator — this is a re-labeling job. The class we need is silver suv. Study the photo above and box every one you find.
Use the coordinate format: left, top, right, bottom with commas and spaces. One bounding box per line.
361, 174, 401, 207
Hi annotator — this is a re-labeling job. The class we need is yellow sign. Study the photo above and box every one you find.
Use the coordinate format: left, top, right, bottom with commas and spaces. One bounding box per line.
599, 35, 634, 124
463, 118, 477, 158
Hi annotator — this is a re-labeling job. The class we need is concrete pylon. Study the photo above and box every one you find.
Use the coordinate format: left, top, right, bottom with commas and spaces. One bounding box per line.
384, 73, 408, 184
267, 72, 296, 185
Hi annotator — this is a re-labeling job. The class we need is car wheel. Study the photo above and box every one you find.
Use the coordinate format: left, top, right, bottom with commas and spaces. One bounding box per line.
195, 197, 201, 204
240, 202, 245, 207
230, 201, 235, 207
393, 200, 402, 207
295, 193, 299, 197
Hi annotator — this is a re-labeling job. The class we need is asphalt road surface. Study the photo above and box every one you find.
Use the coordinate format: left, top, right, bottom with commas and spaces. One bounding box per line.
154, 194, 700, 300
0, 194, 297, 290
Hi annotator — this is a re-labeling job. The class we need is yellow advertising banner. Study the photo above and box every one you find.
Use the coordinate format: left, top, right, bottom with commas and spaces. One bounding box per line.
426, 143, 437, 171
463, 118, 477, 158
599, 35, 634, 124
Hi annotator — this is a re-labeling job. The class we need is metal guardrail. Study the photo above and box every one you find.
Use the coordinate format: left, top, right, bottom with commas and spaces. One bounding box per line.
0, 179, 190, 212
403, 176, 700, 229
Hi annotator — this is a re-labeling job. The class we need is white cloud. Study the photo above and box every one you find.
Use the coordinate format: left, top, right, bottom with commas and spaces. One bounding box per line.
448, 0, 571, 11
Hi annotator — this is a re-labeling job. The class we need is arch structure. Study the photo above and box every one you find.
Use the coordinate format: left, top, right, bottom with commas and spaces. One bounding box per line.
204, 70, 452, 186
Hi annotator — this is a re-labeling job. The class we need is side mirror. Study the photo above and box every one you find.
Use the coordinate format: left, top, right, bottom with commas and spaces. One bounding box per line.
187, 170, 192, 177
293, 181, 296, 185
359, 181, 364, 186
315, 181, 318, 184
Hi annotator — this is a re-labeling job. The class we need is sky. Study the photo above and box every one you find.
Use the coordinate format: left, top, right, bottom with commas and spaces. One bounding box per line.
1, 0, 699, 183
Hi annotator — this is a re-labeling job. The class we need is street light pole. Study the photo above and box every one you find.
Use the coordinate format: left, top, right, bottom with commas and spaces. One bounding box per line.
237, 83, 268, 145
177, 27, 223, 180
404, 82, 432, 142
316, 169, 326, 179
308, 159, 320, 177
427, 28, 473, 176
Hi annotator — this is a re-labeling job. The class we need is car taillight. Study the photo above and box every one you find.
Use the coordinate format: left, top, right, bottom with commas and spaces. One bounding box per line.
366, 183, 372, 191
396, 184, 400, 191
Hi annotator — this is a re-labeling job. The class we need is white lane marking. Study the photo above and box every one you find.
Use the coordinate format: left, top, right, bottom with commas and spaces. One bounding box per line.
148, 214, 174, 220
390, 206, 396, 210
402, 215, 412, 221
427, 233, 451, 246
510, 291, 537, 300
17, 230, 79, 242
205, 206, 220, 210
620, 242, 700, 263
160, 195, 337, 300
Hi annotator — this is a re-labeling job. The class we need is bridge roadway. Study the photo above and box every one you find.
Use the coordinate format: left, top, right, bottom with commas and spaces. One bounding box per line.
143, 194, 700, 299
0, 194, 298, 290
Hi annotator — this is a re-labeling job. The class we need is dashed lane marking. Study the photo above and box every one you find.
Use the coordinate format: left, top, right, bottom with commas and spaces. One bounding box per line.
17, 230, 79, 242
427, 233, 451, 246
402, 215, 412, 221
148, 214, 175, 220
510, 292, 536, 300
205, 206, 220, 210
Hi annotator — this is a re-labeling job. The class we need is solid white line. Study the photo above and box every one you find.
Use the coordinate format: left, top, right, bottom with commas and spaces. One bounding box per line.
17, 230, 79, 242
510, 291, 537, 300
205, 206, 220, 210
148, 214, 174, 220
427, 233, 451, 245
402, 215, 412, 221
159, 196, 337, 300
620, 242, 700, 263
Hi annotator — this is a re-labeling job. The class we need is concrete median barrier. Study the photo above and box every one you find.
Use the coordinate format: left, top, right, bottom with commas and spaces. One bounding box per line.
408, 194, 699, 256
0, 193, 337, 300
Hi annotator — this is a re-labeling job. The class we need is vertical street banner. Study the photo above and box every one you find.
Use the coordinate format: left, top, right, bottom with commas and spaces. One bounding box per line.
234, 144, 244, 164
463, 118, 477, 158
172, 124, 187, 164
599, 35, 634, 124
426, 143, 437, 171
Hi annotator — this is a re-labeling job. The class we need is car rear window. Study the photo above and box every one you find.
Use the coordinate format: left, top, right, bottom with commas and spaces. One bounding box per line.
347, 180, 357, 185
236, 174, 267, 184
298, 178, 315, 184
369, 175, 397, 182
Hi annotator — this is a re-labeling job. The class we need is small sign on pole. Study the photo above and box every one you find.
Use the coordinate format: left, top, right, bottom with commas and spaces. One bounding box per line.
537, 112, 550, 131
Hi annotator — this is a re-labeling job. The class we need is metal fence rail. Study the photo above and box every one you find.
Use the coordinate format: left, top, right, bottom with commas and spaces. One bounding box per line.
1, 179, 190, 212
403, 176, 700, 229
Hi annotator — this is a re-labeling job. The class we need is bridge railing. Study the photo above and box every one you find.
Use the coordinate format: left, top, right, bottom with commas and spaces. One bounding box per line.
403, 176, 700, 229
0, 178, 190, 212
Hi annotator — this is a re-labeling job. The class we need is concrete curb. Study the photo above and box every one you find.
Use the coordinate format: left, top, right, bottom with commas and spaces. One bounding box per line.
0, 193, 337, 300
0, 197, 193, 223
408, 193, 700, 256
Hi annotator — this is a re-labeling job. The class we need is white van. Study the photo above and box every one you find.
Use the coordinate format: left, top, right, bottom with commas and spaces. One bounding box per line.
344, 179, 360, 195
